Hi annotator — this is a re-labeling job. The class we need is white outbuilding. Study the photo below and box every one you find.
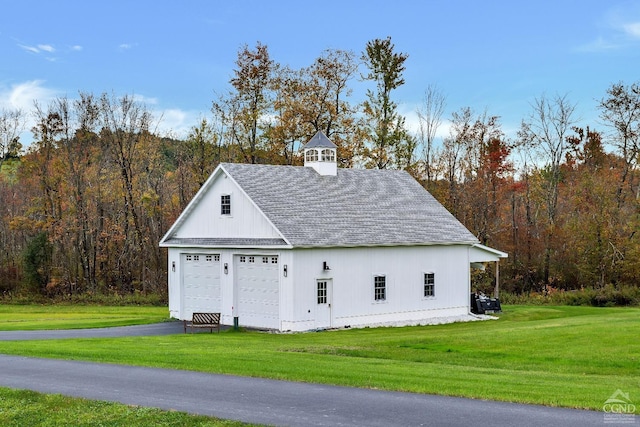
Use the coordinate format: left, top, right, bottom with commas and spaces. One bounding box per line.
159, 131, 507, 331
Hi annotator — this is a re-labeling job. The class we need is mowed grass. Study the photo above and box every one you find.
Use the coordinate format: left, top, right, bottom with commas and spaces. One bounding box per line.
0, 387, 255, 427
0, 305, 638, 411
0, 305, 169, 330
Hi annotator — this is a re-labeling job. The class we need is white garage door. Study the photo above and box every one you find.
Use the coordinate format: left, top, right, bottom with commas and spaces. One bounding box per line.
235, 255, 279, 329
182, 254, 221, 319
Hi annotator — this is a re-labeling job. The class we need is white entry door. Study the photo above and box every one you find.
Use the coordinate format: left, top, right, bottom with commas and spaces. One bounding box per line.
315, 279, 332, 329
235, 255, 280, 329
182, 254, 221, 319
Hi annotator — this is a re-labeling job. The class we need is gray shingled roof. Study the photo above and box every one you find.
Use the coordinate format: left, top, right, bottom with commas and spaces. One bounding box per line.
222, 163, 478, 247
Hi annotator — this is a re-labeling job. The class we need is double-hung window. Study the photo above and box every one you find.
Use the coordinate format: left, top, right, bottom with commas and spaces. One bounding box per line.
424, 272, 435, 297
374, 275, 386, 301
221, 194, 231, 215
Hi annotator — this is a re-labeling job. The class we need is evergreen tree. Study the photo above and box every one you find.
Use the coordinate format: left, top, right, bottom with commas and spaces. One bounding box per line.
360, 37, 414, 169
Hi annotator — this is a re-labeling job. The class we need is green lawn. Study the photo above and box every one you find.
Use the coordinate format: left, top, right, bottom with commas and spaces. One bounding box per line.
0, 305, 169, 330
0, 305, 637, 411
0, 387, 255, 427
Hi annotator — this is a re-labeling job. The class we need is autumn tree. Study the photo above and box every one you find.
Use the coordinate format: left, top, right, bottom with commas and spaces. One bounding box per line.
439, 107, 474, 214
186, 118, 220, 188
598, 81, 640, 206
98, 92, 152, 288
51, 94, 101, 291
0, 108, 24, 164
360, 37, 414, 169
415, 85, 446, 187
562, 127, 624, 288
518, 93, 578, 285
270, 49, 360, 166
213, 42, 274, 164
29, 102, 65, 222
439, 107, 511, 242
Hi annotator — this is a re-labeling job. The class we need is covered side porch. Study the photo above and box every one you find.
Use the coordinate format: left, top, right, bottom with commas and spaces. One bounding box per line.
469, 243, 508, 299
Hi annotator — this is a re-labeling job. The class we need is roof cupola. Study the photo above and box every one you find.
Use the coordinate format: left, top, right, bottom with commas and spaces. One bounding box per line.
303, 131, 337, 176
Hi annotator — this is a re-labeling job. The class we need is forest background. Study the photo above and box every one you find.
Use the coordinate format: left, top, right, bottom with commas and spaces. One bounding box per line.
2, 38, 640, 305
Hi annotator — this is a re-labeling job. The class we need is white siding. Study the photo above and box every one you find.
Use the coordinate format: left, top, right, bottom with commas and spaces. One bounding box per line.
169, 244, 473, 331
174, 173, 281, 239
167, 248, 181, 319
281, 245, 470, 331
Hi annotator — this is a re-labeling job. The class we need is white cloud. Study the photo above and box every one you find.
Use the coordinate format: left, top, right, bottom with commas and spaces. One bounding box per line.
153, 108, 199, 139
133, 94, 159, 105
1, 80, 59, 111
119, 43, 135, 50
71, 45, 83, 51
37, 44, 55, 53
623, 22, 640, 38
577, 5, 640, 52
576, 36, 620, 53
19, 44, 40, 54
0, 80, 61, 146
18, 43, 56, 54
0, 82, 200, 145
400, 103, 450, 139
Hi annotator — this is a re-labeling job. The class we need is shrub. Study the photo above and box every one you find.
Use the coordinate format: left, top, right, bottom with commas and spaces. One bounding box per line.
22, 232, 52, 292
498, 285, 640, 307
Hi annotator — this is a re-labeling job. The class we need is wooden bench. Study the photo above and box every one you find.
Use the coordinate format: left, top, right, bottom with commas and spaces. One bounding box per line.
184, 312, 221, 333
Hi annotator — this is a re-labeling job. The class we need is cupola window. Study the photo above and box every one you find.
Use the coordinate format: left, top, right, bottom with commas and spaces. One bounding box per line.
306, 149, 318, 162
321, 148, 335, 162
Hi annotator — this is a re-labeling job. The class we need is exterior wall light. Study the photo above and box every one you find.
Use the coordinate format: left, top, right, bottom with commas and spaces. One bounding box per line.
283, 265, 288, 277
224, 263, 228, 274
171, 261, 175, 272
323, 261, 331, 271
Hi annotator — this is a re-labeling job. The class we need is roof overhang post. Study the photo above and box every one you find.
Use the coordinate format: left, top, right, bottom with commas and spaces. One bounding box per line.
494, 259, 500, 299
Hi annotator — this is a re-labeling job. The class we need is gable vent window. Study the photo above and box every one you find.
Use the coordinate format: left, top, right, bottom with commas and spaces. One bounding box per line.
374, 275, 386, 301
221, 194, 231, 215
424, 273, 435, 297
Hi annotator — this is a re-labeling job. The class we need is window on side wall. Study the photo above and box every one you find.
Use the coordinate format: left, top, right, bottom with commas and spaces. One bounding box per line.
221, 194, 231, 215
374, 275, 386, 301
424, 272, 435, 298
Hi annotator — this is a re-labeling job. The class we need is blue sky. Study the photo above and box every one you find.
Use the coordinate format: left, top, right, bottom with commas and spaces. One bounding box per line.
2, 0, 640, 145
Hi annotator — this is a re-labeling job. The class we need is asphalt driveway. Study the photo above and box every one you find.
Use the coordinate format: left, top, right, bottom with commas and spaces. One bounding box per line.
0, 324, 614, 426
0, 320, 186, 340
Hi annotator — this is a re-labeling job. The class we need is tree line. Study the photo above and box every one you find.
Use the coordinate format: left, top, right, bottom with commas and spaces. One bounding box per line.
1, 37, 640, 300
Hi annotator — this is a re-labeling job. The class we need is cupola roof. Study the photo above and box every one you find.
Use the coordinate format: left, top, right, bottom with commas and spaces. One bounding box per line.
303, 131, 337, 149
